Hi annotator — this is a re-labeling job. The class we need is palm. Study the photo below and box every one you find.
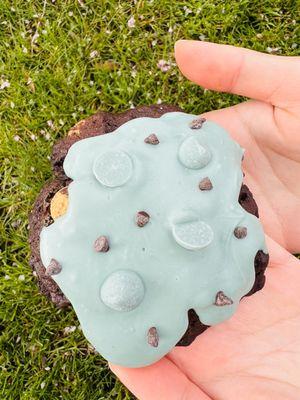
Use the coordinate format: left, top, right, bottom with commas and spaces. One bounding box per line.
111, 239, 300, 399
203, 99, 300, 253
166, 239, 300, 399
110, 42, 300, 399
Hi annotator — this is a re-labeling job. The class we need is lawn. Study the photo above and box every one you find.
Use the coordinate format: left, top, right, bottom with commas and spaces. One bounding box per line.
0, 0, 299, 399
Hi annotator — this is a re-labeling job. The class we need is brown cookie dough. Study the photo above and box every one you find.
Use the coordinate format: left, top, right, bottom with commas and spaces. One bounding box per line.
51, 104, 181, 179
29, 178, 71, 308
29, 104, 269, 346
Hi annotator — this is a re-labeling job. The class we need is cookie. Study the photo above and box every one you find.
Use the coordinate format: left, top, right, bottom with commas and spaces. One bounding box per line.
29, 105, 269, 367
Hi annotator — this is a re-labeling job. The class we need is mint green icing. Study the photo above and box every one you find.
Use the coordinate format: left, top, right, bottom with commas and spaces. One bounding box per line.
40, 112, 267, 368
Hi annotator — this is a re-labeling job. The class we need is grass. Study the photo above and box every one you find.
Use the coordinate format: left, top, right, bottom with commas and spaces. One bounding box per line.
0, 0, 299, 398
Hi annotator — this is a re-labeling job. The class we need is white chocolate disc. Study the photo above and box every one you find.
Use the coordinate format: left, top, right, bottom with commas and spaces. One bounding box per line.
172, 220, 214, 250
100, 270, 145, 312
178, 136, 211, 169
93, 151, 133, 187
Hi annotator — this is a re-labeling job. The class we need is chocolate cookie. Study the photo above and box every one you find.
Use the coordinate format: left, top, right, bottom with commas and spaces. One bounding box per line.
29, 105, 268, 365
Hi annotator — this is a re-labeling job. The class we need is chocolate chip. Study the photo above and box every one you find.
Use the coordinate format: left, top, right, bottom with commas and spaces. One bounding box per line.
45, 259, 62, 276
214, 291, 233, 306
189, 117, 206, 129
144, 134, 159, 145
136, 211, 150, 227
147, 327, 159, 347
94, 236, 109, 252
199, 177, 213, 191
234, 226, 247, 239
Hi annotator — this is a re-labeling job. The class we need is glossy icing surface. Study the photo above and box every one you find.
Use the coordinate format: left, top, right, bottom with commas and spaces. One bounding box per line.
40, 112, 267, 367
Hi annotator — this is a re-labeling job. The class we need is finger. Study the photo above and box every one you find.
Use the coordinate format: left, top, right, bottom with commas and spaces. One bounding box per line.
109, 357, 211, 400
175, 40, 300, 107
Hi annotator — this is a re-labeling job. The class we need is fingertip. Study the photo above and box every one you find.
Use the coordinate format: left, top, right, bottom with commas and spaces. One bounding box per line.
174, 39, 203, 62
174, 39, 188, 66
174, 40, 213, 86
174, 39, 190, 52
175, 39, 206, 49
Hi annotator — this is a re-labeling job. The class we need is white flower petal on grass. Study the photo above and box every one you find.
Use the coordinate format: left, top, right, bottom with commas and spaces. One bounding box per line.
127, 16, 135, 28
183, 6, 192, 15
157, 59, 171, 72
128, 101, 135, 109
47, 120, 55, 130
89, 50, 99, 59
12, 219, 22, 228
27, 77, 35, 92
0, 80, 10, 90
31, 32, 39, 44
63, 326, 77, 335
266, 47, 281, 54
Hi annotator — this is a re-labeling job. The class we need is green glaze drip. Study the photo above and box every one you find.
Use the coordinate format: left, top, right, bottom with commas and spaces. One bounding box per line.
40, 112, 267, 367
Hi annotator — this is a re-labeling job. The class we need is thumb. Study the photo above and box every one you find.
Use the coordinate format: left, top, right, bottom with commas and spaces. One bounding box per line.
175, 40, 300, 107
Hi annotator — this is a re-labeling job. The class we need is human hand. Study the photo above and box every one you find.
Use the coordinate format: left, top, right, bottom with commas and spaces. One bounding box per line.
110, 237, 300, 400
109, 42, 300, 399
174, 41, 300, 254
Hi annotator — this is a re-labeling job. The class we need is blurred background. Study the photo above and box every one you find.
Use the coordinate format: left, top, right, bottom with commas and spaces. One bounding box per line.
0, 0, 299, 398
